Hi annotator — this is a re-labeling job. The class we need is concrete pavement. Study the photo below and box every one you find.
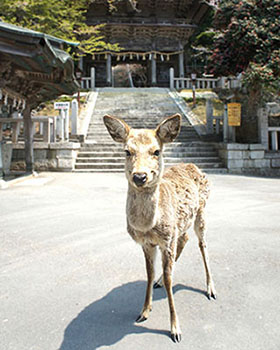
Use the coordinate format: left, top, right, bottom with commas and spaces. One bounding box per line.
0, 172, 280, 350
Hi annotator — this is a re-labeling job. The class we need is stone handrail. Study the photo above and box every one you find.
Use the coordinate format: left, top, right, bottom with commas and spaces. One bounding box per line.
268, 127, 280, 151
0, 116, 57, 143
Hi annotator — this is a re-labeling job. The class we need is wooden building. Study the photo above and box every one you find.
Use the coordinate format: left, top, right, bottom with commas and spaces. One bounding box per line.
82, 0, 212, 87
0, 20, 79, 173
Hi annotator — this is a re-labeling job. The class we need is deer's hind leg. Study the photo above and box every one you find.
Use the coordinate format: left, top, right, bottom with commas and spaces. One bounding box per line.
154, 233, 189, 289
194, 208, 216, 300
136, 243, 156, 323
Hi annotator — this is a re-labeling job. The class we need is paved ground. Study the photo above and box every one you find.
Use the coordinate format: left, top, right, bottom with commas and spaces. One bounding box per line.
0, 172, 279, 350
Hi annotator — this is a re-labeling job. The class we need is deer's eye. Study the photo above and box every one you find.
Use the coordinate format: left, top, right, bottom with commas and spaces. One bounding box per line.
125, 150, 131, 157
153, 150, 160, 156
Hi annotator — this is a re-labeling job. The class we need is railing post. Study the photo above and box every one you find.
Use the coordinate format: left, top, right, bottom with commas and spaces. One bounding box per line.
43, 119, 51, 143
151, 54, 157, 86
169, 67, 174, 89
90, 67, 95, 90
106, 53, 112, 86
223, 103, 229, 142
64, 108, 69, 141
179, 52, 184, 78
271, 131, 278, 151
71, 99, 78, 135
258, 107, 269, 150
206, 99, 214, 134
57, 110, 65, 141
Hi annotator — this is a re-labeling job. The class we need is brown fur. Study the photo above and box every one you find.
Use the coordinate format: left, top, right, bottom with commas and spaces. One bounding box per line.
103, 113, 216, 343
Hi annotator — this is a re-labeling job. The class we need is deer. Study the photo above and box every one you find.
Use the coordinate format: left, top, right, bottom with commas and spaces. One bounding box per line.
103, 113, 216, 343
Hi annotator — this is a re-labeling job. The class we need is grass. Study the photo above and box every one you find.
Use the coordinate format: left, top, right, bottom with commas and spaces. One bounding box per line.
34, 94, 87, 117
184, 97, 224, 124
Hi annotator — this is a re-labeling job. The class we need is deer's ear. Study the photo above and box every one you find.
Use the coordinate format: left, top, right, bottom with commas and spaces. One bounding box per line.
156, 114, 181, 143
103, 115, 130, 143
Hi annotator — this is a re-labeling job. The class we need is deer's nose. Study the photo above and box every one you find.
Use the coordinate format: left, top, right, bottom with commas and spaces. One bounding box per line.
133, 172, 147, 187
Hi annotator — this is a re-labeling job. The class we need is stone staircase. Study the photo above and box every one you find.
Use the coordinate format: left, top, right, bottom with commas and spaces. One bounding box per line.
75, 88, 226, 173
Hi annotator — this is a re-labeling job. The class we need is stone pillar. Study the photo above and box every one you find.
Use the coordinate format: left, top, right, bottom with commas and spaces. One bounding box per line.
90, 67, 95, 90
71, 99, 78, 135
206, 99, 214, 134
169, 67, 174, 89
151, 54, 157, 86
258, 107, 269, 150
179, 52, 184, 78
78, 57, 83, 72
223, 103, 229, 143
57, 110, 65, 141
106, 53, 112, 86
23, 105, 34, 173
64, 108, 69, 141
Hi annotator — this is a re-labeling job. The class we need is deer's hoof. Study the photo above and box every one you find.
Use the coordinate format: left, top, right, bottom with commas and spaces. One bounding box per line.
206, 291, 217, 300
153, 281, 163, 289
171, 332, 182, 343
135, 314, 147, 323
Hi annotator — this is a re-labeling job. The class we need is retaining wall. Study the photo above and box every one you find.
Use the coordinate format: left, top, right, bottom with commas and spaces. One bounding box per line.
11, 142, 80, 172
216, 143, 280, 176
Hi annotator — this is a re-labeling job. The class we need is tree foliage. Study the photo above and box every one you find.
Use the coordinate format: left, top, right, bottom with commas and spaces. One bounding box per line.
0, 0, 119, 57
209, 0, 280, 97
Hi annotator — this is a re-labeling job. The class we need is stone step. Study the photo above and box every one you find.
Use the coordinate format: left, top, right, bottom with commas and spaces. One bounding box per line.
75, 89, 225, 173
76, 157, 221, 164
80, 141, 215, 147
77, 151, 218, 158
75, 162, 224, 170
73, 167, 227, 174
80, 144, 218, 153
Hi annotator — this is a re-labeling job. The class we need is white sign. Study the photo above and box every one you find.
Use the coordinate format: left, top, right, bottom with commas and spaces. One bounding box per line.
54, 102, 70, 110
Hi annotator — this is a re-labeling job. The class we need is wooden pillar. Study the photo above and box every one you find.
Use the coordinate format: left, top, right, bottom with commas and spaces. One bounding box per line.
151, 54, 156, 86
106, 53, 112, 86
179, 52, 184, 78
23, 105, 34, 173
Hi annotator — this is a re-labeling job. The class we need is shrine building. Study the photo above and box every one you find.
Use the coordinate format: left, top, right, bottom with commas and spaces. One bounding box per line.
81, 0, 212, 87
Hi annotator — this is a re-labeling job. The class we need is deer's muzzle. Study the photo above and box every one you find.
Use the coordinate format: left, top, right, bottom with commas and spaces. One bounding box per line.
132, 172, 147, 187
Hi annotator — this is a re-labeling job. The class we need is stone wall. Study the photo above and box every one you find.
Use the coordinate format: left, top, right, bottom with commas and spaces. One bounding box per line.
11, 142, 80, 172
216, 143, 280, 176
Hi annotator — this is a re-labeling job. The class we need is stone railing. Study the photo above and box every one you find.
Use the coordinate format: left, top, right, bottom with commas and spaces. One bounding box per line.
169, 68, 242, 91
174, 77, 218, 90
81, 67, 95, 90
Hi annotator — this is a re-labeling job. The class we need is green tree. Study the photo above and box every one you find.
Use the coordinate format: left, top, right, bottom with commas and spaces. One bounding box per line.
207, 0, 280, 142
209, 0, 280, 105
0, 0, 119, 57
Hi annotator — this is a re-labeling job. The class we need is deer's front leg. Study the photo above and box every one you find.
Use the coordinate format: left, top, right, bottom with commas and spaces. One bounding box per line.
161, 247, 182, 343
136, 244, 156, 323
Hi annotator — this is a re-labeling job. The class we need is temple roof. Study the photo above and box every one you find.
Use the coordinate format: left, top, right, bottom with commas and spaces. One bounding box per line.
0, 20, 79, 107
87, 0, 211, 52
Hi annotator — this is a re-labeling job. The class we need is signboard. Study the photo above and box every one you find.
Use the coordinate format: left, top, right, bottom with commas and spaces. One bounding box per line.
54, 102, 70, 110
228, 103, 241, 126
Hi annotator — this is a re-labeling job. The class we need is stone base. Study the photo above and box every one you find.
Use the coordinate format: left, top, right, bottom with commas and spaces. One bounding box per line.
0, 142, 13, 177
215, 143, 280, 176
11, 142, 80, 172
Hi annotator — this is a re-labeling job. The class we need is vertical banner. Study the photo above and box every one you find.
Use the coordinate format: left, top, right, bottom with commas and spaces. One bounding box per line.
228, 103, 241, 126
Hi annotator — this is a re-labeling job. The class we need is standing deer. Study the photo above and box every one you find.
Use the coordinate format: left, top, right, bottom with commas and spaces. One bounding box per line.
103, 113, 216, 343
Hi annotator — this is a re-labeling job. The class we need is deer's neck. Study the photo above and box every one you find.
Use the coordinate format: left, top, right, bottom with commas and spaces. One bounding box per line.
126, 184, 160, 232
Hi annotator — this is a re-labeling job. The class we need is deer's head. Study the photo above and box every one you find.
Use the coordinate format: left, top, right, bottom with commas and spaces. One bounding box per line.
104, 114, 181, 190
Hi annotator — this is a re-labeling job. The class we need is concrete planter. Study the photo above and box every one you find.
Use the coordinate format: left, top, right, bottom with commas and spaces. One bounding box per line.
0, 142, 13, 176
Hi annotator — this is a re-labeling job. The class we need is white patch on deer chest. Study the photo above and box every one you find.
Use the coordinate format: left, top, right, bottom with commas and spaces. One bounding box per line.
126, 187, 159, 232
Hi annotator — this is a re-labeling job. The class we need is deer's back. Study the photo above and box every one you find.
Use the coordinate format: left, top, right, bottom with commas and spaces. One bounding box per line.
158, 163, 210, 235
